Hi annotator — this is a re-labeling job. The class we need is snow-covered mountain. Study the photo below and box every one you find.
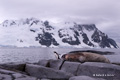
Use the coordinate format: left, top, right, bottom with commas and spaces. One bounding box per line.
0, 18, 118, 48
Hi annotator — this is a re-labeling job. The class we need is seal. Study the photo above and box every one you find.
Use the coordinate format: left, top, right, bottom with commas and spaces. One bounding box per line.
54, 51, 110, 63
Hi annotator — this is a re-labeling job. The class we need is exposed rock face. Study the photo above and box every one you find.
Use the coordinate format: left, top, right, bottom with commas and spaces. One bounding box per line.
0, 60, 120, 80
77, 62, 120, 80
37, 59, 50, 67
0, 18, 118, 48
14, 77, 37, 80
0, 62, 26, 71
0, 67, 37, 80
48, 59, 64, 70
37, 32, 59, 47
0, 73, 12, 80
58, 28, 81, 45
92, 31, 118, 48
61, 61, 80, 75
69, 76, 106, 80
25, 64, 73, 79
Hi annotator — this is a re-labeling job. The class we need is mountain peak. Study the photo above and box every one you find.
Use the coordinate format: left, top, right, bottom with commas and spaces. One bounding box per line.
0, 18, 118, 48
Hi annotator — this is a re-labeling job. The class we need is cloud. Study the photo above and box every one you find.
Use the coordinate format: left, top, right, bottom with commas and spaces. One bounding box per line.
0, 0, 120, 31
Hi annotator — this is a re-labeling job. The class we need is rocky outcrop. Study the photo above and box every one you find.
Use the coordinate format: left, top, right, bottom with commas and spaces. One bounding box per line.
37, 32, 59, 47
0, 68, 37, 80
77, 62, 120, 80
0, 59, 120, 80
0, 62, 26, 71
25, 64, 73, 79
48, 59, 64, 70
61, 62, 80, 75
69, 76, 106, 80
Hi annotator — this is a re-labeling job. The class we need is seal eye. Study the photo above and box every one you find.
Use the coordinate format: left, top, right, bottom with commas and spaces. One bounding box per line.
61, 54, 66, 59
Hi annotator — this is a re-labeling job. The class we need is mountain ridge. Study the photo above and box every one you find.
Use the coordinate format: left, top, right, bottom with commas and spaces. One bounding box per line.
0, 18, 119, 48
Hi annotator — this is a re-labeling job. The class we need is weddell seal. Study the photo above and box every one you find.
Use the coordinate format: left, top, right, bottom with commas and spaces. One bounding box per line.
54, 51, 110, 63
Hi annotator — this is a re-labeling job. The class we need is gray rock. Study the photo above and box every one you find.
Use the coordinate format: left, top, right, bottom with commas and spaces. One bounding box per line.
0, 62, 26, 71
77, 62, 120, 80
38, 60, 49, 67
38, 59, 64, 69
0, 68, 17, 74
61, 61, 80, 75
112, 62, 120, 66
41, 79, 51, 80
49, 59, 64, 70
15, 76, 37, 80
0, 73, 12, 80
69, 76, 106, 80
25, 64, 73, 79
12, 73, 28, 79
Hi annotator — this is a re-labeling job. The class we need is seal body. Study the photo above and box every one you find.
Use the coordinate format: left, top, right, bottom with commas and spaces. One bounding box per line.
62, 52, 110, 63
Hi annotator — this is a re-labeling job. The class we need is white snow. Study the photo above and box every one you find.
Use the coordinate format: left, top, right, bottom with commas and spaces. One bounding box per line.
0, 23, 39, 47
0, 18, 117, 48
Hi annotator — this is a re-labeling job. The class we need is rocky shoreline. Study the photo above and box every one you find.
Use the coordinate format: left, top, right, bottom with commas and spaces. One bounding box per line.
0, 59, 120, 80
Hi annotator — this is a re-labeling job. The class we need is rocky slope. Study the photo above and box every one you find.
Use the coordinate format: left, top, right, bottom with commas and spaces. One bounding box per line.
0, 18, 118, 48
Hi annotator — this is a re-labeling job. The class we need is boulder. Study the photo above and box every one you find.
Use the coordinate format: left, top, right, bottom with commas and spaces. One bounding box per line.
41, 79, 51, 80
37, 60, 49, 67
15, 76, 37, 80
77, 62, 120, 80
49, 59, 64, 70
0, 73, 12, 80
69, 76, 106, 80
37, 59, 64, 69
25, 64, 73, 80
0, 68, 17, 74
0, 62, 26, 71
12, 73, 28, 79
112, 62, 120, 66
61, 61, 80, 75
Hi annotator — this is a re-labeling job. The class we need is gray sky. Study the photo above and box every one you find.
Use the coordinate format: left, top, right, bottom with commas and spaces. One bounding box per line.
0, 0, 120, 32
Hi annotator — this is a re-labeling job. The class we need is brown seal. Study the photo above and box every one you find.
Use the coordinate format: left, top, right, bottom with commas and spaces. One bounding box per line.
54, 51, 110, 63
62, 52, 110, 63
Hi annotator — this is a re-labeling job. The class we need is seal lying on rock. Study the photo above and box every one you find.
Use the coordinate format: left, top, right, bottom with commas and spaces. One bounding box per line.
54, 51, 110, 63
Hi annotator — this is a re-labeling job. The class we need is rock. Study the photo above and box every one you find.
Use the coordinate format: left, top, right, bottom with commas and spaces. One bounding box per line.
0, 62, 26, 71
49, 59, 64, 70
12, 73, 28, 79
0, 73, 12, 80
15, 76, 37, 80
12, 73, 38, 80
25, 64, 73, 79
0, 68, 17, 74
37, 60, 49, 67
41, 79, 51, 80
77, 62, 120, 80
61, 61, 80, 75
112, 62, 120, 66
69, 76, 106, 80
38, 59, 65, 69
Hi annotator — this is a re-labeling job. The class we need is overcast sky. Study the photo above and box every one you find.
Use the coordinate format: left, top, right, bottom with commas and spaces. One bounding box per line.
0, 0, 120, 32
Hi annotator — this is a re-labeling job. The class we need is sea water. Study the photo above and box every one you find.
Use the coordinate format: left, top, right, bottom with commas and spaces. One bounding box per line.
0, 47, 119, 63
